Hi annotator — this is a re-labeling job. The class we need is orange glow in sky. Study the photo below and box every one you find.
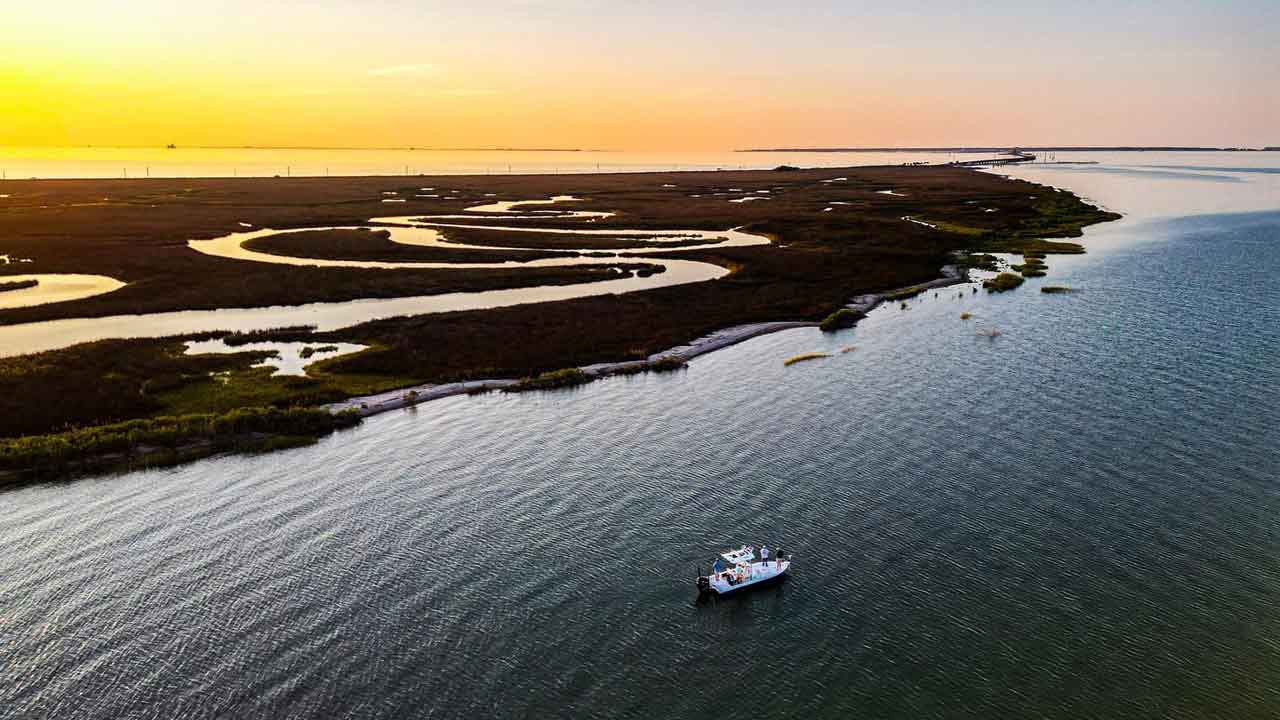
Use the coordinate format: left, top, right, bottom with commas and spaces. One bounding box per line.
2, 1, 1276, 150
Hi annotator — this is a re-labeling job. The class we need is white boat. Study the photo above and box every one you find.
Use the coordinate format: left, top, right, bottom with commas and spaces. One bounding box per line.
696, 544, 790, 596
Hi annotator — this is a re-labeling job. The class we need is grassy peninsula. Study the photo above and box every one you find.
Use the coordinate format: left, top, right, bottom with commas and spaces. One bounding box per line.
0, 164, 1118, 483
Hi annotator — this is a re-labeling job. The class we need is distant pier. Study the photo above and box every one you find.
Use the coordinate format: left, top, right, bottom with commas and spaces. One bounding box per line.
951, 150, 1037, 167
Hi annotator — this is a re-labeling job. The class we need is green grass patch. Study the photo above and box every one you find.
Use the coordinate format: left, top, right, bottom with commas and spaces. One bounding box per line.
509, 367, 590, 392
971, 188, 1117, 258
882, 286, 928, 302
982, 237, 1086, 255
927, 220, 987, 236
983, 273, 1025, 293
819, 308, 864, 332
154, 367, 345, 415
0, 406, 360, 478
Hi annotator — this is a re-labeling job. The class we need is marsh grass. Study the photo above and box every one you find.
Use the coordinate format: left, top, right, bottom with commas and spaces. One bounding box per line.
0, 279, 39, 293
963, 254, 1000, 271
0, 166, 1121, 482
882, 286, 928, 302
0, 406, 360, 478
783, 352, 831, 366
819, 308, 863, 331
983, 273, 1025, 292
222, 325, 318, 346
649, 356, 688, 372
299, 345, 339, 359
928, 220, 987, 236
510, 367, 589, 392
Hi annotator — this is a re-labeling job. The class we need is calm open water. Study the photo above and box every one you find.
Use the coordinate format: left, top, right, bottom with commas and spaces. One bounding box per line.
2, 153, 1279, 719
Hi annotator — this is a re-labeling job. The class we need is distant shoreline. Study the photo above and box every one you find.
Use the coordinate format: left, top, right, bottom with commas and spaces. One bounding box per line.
0, 165, 1119, 484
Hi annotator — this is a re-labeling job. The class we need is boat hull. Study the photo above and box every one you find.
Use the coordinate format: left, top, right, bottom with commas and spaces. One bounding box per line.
710, 569, 788, 596
703, 560, 790, 596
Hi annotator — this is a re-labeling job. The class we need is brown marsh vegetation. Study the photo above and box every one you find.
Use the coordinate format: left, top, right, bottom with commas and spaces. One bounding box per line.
0, 165, 1118, 469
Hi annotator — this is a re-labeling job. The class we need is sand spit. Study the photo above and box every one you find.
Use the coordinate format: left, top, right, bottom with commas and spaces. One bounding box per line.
329, 264, 967, 418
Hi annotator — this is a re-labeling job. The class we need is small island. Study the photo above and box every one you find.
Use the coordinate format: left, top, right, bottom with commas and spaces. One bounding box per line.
0, 278, 38, 293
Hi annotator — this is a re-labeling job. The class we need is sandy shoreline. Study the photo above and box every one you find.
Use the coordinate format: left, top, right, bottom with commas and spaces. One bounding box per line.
327, 263, 967, 418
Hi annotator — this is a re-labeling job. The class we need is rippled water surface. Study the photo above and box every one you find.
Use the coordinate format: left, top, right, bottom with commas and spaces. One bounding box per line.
2, 154, 1279, 719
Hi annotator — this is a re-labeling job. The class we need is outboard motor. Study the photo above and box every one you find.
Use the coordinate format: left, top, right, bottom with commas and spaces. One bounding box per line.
696, 575, 711, 593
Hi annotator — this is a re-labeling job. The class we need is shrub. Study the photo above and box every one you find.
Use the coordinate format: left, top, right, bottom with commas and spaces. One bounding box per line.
510, 367, 589, 392
299, 345, 339, 359
983, 273, 1025, 292
819, 308, 863, 332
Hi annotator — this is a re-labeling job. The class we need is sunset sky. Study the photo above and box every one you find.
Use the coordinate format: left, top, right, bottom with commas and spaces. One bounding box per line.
2, 1, 1276, 150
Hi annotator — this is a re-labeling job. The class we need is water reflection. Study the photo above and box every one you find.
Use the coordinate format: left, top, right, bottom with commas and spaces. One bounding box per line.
0, 274, 125, 310
183, 339, 367, 376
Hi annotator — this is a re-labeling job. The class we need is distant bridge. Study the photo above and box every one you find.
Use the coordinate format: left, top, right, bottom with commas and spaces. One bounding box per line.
950, 150, 1036, 167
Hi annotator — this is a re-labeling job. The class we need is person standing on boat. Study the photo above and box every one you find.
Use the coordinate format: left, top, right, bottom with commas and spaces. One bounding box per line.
712, 557, 723, 577
760, 544, 769, 565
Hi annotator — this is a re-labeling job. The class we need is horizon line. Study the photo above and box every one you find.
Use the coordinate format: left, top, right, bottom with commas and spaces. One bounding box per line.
0, 144, 595, 153
742, 145, 1275, 153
